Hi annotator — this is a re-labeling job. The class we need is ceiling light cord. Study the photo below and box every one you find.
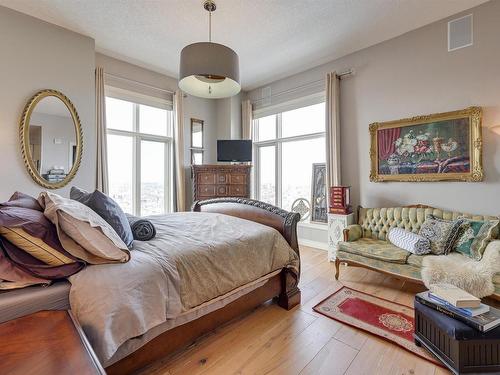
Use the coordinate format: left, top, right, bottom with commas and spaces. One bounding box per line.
209, 9, 212, 42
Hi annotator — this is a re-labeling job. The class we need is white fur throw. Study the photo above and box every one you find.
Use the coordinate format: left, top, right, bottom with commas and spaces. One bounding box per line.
421, 240, 500, 298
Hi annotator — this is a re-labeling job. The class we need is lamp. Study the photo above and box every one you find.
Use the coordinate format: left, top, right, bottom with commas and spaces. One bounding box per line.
179, 0, 240, 99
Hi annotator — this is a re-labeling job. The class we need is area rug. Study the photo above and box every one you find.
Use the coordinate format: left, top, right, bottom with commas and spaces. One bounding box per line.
313, 286, 441, 366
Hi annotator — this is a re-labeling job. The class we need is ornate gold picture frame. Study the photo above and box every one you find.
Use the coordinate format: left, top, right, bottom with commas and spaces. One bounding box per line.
369, 107, 483, 182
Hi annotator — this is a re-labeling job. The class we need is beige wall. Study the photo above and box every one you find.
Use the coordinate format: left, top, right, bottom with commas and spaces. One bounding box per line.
248, 0, 500, 216
0, 6, 95, 200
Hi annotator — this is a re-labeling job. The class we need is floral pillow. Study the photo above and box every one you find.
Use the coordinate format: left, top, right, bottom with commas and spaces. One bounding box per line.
418, 215, 465, 255
453, 219, 499, 260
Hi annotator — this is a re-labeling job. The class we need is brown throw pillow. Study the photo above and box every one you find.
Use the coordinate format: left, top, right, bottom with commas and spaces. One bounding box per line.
38, 192, 130, 264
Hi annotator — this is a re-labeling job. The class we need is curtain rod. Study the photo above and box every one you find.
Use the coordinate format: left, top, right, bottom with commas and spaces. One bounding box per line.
252, 69, 354, 104
104, 72, 175, 94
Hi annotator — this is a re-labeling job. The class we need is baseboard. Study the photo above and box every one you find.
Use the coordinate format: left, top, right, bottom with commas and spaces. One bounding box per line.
298, 239, 328, 251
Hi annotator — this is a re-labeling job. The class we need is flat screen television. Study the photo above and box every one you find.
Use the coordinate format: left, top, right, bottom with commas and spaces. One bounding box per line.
217, 140, 252, 162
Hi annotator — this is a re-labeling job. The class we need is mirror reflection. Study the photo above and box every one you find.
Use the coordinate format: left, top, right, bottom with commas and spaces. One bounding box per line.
28, 96, 77, 184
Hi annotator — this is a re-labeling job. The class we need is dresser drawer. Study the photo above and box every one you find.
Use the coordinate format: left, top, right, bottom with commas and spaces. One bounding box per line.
229, 185, 247, 196
197, 173, 216, 185
197, 185, 216, 197
216, 173, 228, 184
229, 174, 247, 185
216, 185, 228, 196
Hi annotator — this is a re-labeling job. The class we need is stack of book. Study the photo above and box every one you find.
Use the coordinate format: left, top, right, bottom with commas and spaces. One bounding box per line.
416, 283, 500, 332
43, 168, 67, 183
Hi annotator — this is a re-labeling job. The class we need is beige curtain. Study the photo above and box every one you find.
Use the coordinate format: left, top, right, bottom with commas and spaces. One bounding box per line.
173, 90, 186, 211
241, 99, 253, 140
95, 67, 109, 193
325, 72, 341, 188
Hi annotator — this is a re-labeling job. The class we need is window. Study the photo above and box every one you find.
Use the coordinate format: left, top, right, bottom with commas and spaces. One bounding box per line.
106, 96, 173, 216
253, 102, 325, 213
190, 118, 204, 165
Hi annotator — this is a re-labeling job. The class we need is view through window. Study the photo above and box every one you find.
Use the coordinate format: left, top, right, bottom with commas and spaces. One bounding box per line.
106, 96, 173, 216
253, 102, 326, 213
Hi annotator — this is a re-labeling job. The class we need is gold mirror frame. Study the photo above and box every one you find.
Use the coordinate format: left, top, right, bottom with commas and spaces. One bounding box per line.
20, 89, 83, 189
369, 106, 483, 182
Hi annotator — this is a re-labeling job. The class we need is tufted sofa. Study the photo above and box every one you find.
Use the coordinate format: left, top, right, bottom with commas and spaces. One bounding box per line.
335, 206, 500, 300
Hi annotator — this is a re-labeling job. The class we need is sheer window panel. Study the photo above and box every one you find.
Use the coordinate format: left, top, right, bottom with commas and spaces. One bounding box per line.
106, 97, 134, 131
281, 137, 326, 211
139, 104, 168, 136
281, 102, 325, 138
258, 145, 276, 205
107, 134, 134, 214
141, 140, 166, 216
255, 115, 277, 142
191, 150, 203, 165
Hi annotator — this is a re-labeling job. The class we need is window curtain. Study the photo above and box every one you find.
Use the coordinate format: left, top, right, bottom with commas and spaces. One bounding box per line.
241, 99, 253, 140
173, 90, 186, 211
325, 72, 341, 188
95, 67, 109, 193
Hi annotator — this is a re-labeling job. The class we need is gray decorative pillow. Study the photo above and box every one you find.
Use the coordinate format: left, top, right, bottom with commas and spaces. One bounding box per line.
418, 215, 465, 255
388, 227, 431, 255
70, 187, 133, 248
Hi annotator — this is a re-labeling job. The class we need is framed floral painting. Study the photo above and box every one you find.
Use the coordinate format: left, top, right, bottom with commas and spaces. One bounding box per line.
369, 107, 483, 182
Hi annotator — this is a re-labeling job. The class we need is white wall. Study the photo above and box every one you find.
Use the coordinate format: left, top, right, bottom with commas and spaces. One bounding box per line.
0, 6, 95, 199
248, 0, 500, 217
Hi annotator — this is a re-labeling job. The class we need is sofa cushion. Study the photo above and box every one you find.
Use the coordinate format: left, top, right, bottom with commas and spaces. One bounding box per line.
454, 218, 499, 260
388, 227, 431, 255
419, 215, 465, 255
338, 238, 410, 264
407, 254, 427, 268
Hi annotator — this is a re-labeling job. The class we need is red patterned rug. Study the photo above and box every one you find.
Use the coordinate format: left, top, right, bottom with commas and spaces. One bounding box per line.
313, 286, 440, 366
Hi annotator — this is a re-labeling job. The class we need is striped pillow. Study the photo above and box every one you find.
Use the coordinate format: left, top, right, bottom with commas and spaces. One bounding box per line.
388, 227, 431, 255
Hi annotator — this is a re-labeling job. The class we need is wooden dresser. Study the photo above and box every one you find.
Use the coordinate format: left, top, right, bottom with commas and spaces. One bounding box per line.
192, 164, 251, 201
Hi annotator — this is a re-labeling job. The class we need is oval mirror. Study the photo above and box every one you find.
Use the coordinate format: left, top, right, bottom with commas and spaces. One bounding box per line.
20, 90, 83, 189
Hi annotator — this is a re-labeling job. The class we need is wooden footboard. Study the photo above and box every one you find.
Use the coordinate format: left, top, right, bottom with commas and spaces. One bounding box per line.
192, 197, 301, 310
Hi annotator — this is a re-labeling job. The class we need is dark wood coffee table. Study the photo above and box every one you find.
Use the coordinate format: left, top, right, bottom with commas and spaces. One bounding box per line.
0, 310, 105, 375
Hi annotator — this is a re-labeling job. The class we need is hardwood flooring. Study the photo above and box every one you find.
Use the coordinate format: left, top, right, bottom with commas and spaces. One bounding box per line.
140, 246, 452, 375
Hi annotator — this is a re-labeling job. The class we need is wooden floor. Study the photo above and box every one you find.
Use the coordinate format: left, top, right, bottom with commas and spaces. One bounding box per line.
140, 246, 452, 375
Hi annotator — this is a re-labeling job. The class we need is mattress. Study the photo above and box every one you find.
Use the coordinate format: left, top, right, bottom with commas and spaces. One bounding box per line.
0, 280, 70, 323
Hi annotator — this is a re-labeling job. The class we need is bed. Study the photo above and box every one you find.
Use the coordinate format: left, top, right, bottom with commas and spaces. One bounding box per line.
0, 197, 301, 374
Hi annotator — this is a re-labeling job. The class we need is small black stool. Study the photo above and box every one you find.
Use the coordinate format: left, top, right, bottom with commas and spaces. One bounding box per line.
414, 299, 500, 374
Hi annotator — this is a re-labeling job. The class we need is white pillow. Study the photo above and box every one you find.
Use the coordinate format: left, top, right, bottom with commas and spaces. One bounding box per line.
38, 192, 130, 264
388, 227, 431, 255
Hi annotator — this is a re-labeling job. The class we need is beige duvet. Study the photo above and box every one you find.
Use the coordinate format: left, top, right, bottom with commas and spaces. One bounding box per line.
69, 212, 299, 363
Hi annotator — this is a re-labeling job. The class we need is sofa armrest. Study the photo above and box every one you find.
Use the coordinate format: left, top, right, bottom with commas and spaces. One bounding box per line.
343, 224, 362, 242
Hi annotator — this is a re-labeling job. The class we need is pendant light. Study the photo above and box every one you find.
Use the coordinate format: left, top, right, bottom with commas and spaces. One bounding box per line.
178, 0, 240, 99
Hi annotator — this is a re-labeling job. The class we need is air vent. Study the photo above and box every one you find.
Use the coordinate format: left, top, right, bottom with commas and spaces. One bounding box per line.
262, 86, 271, 106
448, 14, 473, 52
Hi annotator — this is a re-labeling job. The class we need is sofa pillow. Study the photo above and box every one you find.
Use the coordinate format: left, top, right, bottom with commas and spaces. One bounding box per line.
453, 218, 499, 260
38, 192, 130, 264
388, 227, 431, 255
70, 187, 133, 248
0, 206, 79, 266
418, 215, 465, 255
1, 192, 43, 211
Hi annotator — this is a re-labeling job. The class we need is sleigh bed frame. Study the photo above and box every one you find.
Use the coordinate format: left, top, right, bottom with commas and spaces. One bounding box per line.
106, 198, 301, 374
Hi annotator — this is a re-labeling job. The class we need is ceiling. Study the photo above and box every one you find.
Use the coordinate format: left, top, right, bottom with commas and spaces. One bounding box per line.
0, 0, 488, 90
